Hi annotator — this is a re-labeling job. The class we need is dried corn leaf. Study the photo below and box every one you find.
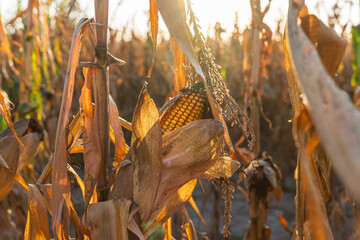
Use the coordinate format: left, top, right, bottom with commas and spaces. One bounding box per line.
155, 180, 197, 225
206, 91, 237, 159
285, 0, 360, 198
294, 107, 334, 239
87, 199, 144, 240
0, 118, 44, 199
181, 207, 198, 240
24, 185, 50, 240
171, 0, 186, 94
67, 111, 84, 152
157, 0, 206, 80
163, 218, 172, 240
131, 83, 162, 222
188, 197, 209, 230
81, 66, 101, 208
147, 0, 158, 78
172, 37, 186, 95
0, 89, 22, 146
0, 119, 42, 195
150, 120, 224, 222
202, 156, 240, 179
52, 18, 92, 238
109, 158, 134, 201
300, 14, 346, 77
0, 149, 18, 200
109, 95, 127, 163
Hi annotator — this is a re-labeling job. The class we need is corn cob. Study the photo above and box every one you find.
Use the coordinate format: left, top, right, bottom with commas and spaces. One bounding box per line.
160, 86, 208, 134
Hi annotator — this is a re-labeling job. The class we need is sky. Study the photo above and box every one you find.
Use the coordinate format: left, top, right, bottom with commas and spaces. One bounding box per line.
1, 0, 359, 39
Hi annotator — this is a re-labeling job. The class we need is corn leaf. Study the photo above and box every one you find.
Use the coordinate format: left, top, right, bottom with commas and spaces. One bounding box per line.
87, 199, 144, 240
180, 207, 198, 240
0, 148, 18, 200
171, 0, 186, 95
52, 18, 92, 239
149, 119, 224, 223
188, 197, 210, 230
81, 66, 102, 209
285, 0, 360, 199
157, 0, 205, 80
172, 37, 186, 95
24, 185, 50, 240
294, 107, 334, 239
163, 218, 172, 240
109, 95, 127, 163
202, 156, 240, 179
155, 179, 197, 225
0, 89, 23, 146
131, 83, 162, 222
300, 14, 346, 77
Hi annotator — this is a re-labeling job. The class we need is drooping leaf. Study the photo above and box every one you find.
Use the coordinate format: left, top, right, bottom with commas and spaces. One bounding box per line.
300, 14, 347, 77
171, 37, 186, 95
0, 118, 42, 199
188, 197, 210, 230
155, 180, 197, 225
149, 119, 224, 222
0, 89, 23, 146
206, 90, 237, 159
81, 66, 101, 209
131, 83, 162, 222
0, 148, 18, 201
170, 0, 186, 95
285, 0, 360, 199
52, 18, 92, 239
157, 0, 206, 80
109, 95, 127, 164
294, 106, 334, 240
202, 156, 240, 179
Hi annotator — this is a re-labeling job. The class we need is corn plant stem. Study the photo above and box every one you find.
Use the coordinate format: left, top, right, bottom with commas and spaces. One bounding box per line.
94, 0, 110, 201
249, 0, 263, 238
20, 0, 33, 105
250, 0, 261, 157
295, 152, 304, 239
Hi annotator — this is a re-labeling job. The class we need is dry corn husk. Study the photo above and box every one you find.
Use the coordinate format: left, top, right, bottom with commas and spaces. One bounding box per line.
110, 84, 240, 237
0, 118, 43, 200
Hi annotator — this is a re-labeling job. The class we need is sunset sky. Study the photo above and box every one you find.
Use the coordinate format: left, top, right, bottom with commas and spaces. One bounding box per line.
1, 0, 359, 38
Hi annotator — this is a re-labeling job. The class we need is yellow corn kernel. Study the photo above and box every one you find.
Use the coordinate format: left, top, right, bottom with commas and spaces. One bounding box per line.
160, 90, 206, 135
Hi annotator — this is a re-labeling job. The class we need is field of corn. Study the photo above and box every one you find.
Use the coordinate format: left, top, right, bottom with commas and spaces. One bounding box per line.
0, 0, 360, 239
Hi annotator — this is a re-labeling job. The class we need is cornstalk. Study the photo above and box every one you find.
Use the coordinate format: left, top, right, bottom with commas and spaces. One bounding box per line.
250, 0, 261, 157
249, 0, 264, 239
20, 0, 33, 105
94, 0, 110, 201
